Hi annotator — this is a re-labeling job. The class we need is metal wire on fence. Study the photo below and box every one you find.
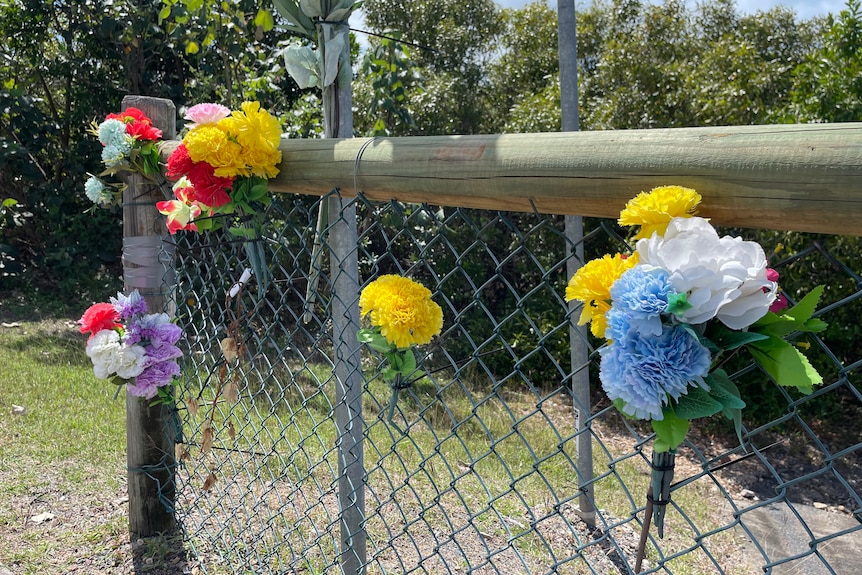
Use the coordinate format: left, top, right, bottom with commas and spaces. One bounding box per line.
165, 191, 861, 575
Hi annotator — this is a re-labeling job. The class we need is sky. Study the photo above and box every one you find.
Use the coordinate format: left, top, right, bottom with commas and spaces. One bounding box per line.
497, 0, 848, 20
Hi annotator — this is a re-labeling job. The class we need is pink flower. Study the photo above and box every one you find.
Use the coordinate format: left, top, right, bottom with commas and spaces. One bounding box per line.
770, 293, 789, 313
184, 103, 231, 129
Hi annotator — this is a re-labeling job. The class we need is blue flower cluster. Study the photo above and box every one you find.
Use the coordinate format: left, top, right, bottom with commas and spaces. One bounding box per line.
98, 118, 132, 167
599, 266, 712, 420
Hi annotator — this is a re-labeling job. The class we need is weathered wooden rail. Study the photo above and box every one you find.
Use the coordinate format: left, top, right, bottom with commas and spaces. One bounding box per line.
251, 123, 860, 236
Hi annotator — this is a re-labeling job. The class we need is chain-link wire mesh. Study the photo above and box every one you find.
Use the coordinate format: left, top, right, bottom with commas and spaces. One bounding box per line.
165, 191, 861, 575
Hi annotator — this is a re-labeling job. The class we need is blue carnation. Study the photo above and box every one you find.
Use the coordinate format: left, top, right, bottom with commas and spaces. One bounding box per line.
609, 266, 676, 337
97, 119, 128, 146
84, 176, 112, 205
102, 140, 131, 166
599, 323, 711, 420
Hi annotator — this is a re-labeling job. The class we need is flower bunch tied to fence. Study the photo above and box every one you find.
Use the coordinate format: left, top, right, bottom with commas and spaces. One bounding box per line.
159, 101, 283, 289
84, 108, 166, 207
565, 185, 826, 539
79, 290, 183, 406
357, 275, 444, 434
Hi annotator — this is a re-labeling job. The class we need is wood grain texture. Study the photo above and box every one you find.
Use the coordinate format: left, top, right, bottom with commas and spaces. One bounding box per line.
260, 123, 862, 235
121, 95, 177, 539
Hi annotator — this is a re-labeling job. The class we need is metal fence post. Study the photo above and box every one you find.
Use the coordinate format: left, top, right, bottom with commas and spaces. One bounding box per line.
319, 17, 367, 575
329, 195, 366, 575
558, 0, 596, 527
120, 94, 178, 538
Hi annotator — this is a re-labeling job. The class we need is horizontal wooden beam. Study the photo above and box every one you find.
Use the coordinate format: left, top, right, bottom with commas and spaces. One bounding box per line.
165, 123, 862, 235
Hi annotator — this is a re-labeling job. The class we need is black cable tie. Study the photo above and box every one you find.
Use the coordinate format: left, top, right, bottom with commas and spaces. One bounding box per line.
646, 493, 672, 506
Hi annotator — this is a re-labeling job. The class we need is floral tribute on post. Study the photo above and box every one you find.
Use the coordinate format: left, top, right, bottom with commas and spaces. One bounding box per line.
158, 102, 283, 291
79, 290, 184, 405
84, 108, 166, 207
565, 185, 826, 539
357, 275, 444, 433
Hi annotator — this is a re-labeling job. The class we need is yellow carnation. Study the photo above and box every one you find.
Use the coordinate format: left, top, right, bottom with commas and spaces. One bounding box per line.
618, 185, 701, 240
565, 253, 638, 338
183, 125, 244, 176
360, 275, 444, 349
228, 101, 283, 177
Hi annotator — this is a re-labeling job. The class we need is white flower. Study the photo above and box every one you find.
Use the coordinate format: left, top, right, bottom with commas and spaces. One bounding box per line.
636, 217, 777, 329
85, 329, 146, 380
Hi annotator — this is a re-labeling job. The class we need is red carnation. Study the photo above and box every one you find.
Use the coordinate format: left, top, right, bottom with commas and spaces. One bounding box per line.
187, 162, 234, 208
78, 302, 122, 339
126, 121, 162, 141
107, 107, 151, 125
166, 143, 195, 180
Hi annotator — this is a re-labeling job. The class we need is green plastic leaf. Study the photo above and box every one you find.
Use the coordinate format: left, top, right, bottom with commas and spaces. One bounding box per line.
399, 349, 417, 376
673, 387, 724, 419
748, 337, 822, 394
666, 292, 692, 316
786, 285, 824, 325
706, 369, 746, 413
357, 329, 392, 353
709, 324, 770, 351
612, 398, 637, 419
652, 409, 690, 452
752, 286, 826, 338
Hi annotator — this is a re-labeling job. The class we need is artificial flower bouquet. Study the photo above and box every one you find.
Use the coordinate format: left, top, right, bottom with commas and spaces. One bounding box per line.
79, 290, 183, 404
565, 185, 826, 537
84, 108, 164, 207
158, 101, 283, 290
158, 102, 282, 234
357, 275, 444, 431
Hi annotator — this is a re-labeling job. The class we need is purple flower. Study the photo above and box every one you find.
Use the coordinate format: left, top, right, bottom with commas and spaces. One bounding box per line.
111, 290, 147, 321
142, 342, 183, 368
599, 323, 711, 420
125, 313, 182, 346
128, 361, 181, 399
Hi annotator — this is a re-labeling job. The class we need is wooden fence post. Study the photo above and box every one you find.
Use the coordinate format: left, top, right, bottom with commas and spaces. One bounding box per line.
121, 95, 178, 538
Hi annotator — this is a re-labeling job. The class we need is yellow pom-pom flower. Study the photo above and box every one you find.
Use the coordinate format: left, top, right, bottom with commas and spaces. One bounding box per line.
565, 253, 639, 338
183, 125, 244, 177
618, 185, 701, 240
360, 275, 444, 349
226, 101, 283, 178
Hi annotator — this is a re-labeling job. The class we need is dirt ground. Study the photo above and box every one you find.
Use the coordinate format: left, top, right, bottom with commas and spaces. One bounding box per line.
1, 320, 857, 575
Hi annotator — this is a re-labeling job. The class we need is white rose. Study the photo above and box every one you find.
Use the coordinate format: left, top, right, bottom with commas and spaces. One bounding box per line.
636, 217, 777, 329
85, 329, 146, 380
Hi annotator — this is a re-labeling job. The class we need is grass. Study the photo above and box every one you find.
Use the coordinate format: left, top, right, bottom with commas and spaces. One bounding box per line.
0, 320, 127, 572
178, 349, 746, 574
0, 321, 748, 574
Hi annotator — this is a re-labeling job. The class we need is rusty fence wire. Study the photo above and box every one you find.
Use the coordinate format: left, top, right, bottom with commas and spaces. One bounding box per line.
165, 190, 862, 575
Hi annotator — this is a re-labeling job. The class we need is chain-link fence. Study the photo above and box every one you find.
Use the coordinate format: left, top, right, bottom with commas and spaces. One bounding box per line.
165, 190, 861, 575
